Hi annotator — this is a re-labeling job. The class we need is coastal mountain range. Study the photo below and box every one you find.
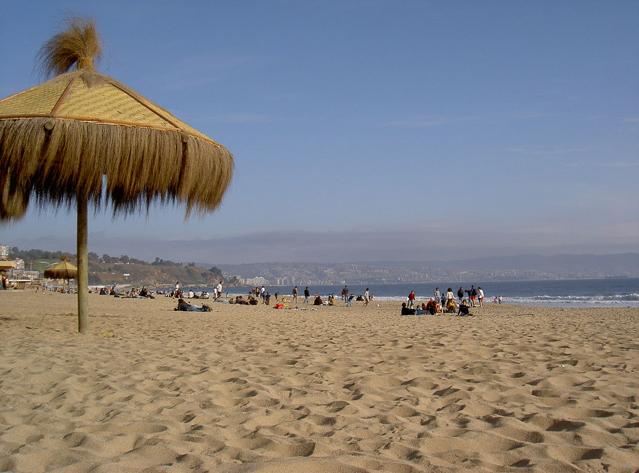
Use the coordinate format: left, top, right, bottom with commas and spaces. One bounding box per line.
216, 253, 639, 285
7, 246, 638, 286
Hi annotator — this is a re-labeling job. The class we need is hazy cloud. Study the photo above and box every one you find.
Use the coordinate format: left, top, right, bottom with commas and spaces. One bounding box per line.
6, 221, 637, 265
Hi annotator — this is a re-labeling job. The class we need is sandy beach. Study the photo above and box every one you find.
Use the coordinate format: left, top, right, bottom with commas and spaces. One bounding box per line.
0, 291, 638, 472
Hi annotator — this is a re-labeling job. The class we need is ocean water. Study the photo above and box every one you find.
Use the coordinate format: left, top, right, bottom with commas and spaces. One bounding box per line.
225, 278, 639, 308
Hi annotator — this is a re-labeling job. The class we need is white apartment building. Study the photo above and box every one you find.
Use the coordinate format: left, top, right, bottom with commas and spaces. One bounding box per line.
243, 276, 268, 286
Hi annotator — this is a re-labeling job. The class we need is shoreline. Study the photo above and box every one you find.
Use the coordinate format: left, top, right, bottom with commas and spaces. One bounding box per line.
221, 292, 639, 308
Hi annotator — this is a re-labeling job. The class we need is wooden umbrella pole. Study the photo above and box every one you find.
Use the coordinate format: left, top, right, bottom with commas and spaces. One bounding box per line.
77, 196, 89, 333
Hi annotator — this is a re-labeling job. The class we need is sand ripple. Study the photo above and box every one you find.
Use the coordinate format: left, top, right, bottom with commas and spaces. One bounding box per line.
0, 292, 638, 472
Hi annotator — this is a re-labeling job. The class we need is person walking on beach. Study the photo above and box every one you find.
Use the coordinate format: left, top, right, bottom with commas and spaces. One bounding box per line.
364, 288, 370, 306
434, 287, 443, 313
407, 290, 416, 308
175, 281, 181, 298
260, 285, 266, 302
215, 280, 223, 300
292, 286, 298, 303
304, 286, 310, 303
477, 286, 484, 307
341, 285, 349, 302
470, 285, 477, 307
457, 286, 464, 303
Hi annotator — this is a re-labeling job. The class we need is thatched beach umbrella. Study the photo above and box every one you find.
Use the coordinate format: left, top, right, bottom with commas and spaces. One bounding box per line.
0, 19, 233, 332
44, 259, 78, 280
44, 259, 78, 292
0, 260, 17, 271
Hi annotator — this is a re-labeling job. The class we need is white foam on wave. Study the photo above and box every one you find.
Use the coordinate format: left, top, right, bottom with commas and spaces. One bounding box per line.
220, 291, 639, 307
505, 294, 639, 307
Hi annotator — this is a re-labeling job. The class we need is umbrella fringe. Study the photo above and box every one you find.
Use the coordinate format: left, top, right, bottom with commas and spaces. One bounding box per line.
0, 117, 233, 219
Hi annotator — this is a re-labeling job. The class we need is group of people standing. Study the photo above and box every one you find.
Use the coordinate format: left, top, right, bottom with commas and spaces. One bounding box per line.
172, 280, 224, 300
291, 285, 311, 304
289, 285, 370, 306
406, 286, 484, 308
248, 285, 273, 304
455, 285, 484, 307
403, 285, 486, 316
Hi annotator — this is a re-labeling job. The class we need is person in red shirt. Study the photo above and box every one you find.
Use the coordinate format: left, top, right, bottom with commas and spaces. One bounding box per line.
407, 290, 416, 308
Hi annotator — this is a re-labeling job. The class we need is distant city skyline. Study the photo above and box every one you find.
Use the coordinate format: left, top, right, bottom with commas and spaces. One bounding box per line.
1, 1, 638, 263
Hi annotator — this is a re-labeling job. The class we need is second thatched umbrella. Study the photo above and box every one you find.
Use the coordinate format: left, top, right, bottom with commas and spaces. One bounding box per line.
44, 259, 78, 280
0, 19, 233, 332
44, 259, 78, 292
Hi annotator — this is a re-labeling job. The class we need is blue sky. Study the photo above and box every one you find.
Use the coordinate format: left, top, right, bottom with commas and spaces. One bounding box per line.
1, 1, 638, 263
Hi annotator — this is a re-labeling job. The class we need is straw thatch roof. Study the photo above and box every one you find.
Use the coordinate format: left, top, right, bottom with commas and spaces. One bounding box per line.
44, 260, 77, 280
0, 260, 17, 271
0, 19, 233, 220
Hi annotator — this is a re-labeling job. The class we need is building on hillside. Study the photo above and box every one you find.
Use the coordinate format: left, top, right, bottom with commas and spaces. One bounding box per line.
0, 245, 9, 260
243, 276, 268, 286
10, 269, 40, 281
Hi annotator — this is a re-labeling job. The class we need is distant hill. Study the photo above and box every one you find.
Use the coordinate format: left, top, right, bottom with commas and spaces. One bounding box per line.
10, 247, 638, 286
9, 247, 238, 286
216, 253, 639, 285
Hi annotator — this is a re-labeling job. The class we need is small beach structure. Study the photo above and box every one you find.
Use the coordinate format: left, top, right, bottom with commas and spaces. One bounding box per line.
0, 260, 17, 271
44, 259, 78, 292
44, 259, 78, 280
0, 19, 233, 332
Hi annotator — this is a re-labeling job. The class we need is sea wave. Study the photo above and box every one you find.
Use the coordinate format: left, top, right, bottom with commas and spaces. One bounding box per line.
220, 288, 639, 307
516, 293, 639, 301
505, 294, 639, 307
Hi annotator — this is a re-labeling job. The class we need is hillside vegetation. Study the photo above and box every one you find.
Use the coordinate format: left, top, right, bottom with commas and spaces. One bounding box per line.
9, 248, 237, 287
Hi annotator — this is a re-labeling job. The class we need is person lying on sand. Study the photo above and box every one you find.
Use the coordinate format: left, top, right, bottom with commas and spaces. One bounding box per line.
175, 298, 211, 312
